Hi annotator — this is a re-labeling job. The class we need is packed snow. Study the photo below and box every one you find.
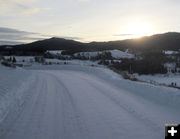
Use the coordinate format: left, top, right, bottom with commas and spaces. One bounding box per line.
0, 64, 180, 139
0, 65, 35, 123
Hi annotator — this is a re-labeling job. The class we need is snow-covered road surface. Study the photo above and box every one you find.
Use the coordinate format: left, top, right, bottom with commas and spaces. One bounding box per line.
0, 65, 180, 139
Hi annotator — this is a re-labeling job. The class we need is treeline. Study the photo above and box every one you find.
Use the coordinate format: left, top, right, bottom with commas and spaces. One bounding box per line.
113, 59, 167, 75
111, 52, 168, 75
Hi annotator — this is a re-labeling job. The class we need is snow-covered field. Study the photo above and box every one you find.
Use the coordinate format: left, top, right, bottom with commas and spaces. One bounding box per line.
109, 49, 134, 59
4, 56, 34, 62
0, 64, 180, 139
74, 49, 134, 59
45, 59, 100, 66
4, 56, 101, 67
47, 50, 62, 55
163, 50, 179, 55
133, 73, 180, 87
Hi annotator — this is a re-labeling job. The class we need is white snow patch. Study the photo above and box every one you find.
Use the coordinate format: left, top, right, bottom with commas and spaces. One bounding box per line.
109, 49, 134, 59
47, 50, 62, 55
164, 50, 179, 55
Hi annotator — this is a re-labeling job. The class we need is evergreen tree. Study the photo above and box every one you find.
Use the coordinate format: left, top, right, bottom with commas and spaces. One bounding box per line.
12, 57, 16, 63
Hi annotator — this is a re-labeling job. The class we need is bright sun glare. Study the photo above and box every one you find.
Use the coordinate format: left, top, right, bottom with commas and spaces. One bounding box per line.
122, 22, 154, 39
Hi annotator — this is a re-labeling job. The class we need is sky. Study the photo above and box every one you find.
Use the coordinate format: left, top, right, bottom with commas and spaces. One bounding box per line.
0, 0, 180, 45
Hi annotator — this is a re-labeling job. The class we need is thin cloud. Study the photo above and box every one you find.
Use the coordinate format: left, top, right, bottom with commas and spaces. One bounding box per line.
113, 34, 134, 37
60, 36, 83, 41
0, 27, 45, 45
0, 27, 83, 45
22, 7, 40, 15
0, 40, 22, 45
78, 0, 89, 2
0, 0, 50, 16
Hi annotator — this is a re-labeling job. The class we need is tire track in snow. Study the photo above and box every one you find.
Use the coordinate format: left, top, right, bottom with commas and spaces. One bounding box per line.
1, 67, 180, 139
0, 73, 38, 138
47, 71, 159, 139
1, 73, 48, 139
50, 73, 90, 139
60, 71, 162, 138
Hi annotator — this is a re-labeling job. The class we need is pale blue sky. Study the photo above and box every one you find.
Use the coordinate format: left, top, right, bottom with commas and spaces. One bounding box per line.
0, 0, 180, 44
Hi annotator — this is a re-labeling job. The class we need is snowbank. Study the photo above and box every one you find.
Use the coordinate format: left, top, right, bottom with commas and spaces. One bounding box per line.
133, 73, 180, 87
0, 64, 35, 123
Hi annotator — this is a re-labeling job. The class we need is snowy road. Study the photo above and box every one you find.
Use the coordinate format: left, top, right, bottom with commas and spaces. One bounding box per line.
0, 65, 180, 139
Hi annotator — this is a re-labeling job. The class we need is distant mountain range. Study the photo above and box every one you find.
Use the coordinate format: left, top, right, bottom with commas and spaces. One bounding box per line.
1, 32, 180, 54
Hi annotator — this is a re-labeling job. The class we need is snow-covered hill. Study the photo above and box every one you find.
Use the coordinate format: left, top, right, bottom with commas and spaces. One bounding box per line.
74, 49, 134, 59
0, 64, 180, 139
109, 49, 134, 59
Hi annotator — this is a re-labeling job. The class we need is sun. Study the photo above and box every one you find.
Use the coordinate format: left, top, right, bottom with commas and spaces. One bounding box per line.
122, 22, 154, 39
